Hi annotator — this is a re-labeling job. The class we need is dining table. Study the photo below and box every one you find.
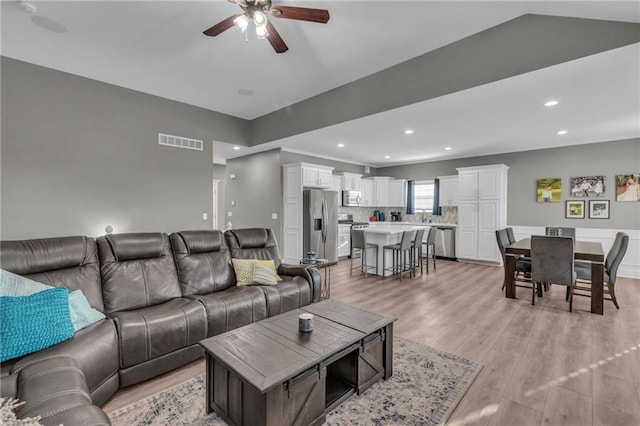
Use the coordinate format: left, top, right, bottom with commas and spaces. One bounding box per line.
504, 238, 605, 314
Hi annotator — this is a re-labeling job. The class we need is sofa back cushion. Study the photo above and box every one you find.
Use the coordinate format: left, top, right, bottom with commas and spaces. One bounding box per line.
97, 233, 181, 314
0, 236, 104, 312
170, 230, 235, 295
224, 229, 282, 268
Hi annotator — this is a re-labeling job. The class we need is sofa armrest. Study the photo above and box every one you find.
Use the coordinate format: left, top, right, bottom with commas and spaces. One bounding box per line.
278, 264, 321, 303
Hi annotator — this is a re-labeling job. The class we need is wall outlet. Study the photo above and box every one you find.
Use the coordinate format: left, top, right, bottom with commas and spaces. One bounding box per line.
231, 200, 236, 206
229, 174, 237, 179
228, 211, 233, 217
364, 166, 370, 174
272, 213, 277, 220
202, 213, 208, 220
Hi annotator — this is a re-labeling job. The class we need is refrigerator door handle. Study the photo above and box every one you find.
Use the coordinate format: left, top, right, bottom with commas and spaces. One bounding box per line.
321, 199, 327, 243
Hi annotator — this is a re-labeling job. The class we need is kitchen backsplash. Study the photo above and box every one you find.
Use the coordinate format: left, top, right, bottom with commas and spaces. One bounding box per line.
338, 206, 458, 224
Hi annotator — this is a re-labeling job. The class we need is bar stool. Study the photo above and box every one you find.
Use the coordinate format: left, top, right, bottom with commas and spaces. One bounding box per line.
424, 227, 437, 273
411, 228, 426, 276
350, 229, 378, 278
383, 230, 415, 281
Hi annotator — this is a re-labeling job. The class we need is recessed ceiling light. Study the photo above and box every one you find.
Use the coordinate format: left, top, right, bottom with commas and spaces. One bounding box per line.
557, 130, 568, 135
384, 155, 391, 159
233, 146, 241, 150
404, 129, 414, 135
544, 100, 559, 107
337, 143, 345, 148
237, 89, 255, 96
444, 147, 452, 151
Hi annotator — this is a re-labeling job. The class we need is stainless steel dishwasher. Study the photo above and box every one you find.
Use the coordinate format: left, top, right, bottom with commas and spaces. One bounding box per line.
435, 227, 456, 259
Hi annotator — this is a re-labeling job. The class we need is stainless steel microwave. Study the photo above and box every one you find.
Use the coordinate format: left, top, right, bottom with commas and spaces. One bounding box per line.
342, 190, 362, 207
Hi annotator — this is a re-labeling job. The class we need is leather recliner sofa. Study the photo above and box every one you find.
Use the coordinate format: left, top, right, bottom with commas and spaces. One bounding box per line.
0, 228, 320, 425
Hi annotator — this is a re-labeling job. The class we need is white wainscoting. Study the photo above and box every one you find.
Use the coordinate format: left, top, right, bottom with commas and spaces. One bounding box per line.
509, 226, 640, 279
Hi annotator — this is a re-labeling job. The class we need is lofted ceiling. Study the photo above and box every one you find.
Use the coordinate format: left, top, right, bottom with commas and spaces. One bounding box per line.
2, 1, 639, 167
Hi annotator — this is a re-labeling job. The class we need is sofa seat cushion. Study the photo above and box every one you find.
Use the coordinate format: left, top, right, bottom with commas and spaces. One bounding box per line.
259, 276, 312, 317
10, 319, 119, 401
109, 298, 207, 369
191, 286, 267, 337
15, 356, 103, 424
40, 404, 111, 426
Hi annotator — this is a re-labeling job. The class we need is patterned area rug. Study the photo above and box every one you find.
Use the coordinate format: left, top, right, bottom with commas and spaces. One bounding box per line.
108, 338, 482, 426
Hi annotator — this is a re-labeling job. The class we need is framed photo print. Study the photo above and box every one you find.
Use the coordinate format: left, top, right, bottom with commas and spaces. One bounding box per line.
570, 176, 605, 197
536, 178, 561, 203
565, 200, 585, 219
588, 200, 610, 219
615, 173, 640, 202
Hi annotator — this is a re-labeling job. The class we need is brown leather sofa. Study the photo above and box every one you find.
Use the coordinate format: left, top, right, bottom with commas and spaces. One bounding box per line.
0, 228, 320, 425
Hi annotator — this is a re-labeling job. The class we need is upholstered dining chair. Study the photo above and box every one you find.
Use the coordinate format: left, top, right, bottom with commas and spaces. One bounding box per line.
531, 235, 577, 310
350, 229, 378, 278
383, 230, 415, 281
495, 229, 532, 291
505, 227, 517, 244
411, 228, 426, 276
545, 227, 576, 239
573, 232, 628, 309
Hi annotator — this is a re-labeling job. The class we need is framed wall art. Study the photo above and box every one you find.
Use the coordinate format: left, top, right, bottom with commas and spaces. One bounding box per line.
536, 178, 561, 203
565, 200, 585, 219
569, 176, 605, 197
615, 173, 640, 202
588, 200, 610, 219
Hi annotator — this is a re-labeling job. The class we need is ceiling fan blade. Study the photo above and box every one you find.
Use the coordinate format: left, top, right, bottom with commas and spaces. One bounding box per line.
266, 21, 288, 53
203, 14, 240, 37
270, 6, 329, 24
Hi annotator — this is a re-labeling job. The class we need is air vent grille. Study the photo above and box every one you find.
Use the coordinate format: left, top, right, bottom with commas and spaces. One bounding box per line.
158, 133, 203, 151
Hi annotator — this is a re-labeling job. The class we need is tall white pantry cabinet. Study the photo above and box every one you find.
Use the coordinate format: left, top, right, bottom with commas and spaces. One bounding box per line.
456, 164, 509, 263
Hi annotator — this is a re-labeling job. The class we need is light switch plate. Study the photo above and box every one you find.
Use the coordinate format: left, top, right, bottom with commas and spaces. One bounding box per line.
272, 213, 277, 220
202, 213, 208, 220
228, 211, 233, 217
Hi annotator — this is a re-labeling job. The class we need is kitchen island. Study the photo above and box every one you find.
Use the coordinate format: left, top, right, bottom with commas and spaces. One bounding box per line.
363, 225, 421, 276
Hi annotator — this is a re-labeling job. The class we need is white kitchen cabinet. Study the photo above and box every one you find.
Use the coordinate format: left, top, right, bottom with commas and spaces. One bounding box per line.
336, 172, 362, 191
371, 177, 392, 207
332, 175, 343, 206
388, 179, 406, 207
282, 163, 335, 264
360, 179, 374, 206
438, 175, 459, 207
301, 163, 333, 188
456, 164, 508, 263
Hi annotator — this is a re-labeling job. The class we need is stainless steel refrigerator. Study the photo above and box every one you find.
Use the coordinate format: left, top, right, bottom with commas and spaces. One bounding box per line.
303, 189, 338, 264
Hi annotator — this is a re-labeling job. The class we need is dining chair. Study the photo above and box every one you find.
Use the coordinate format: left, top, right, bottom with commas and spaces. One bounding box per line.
573, 232, 628, 309
411, 228, 426, 276
545, 227, 576, 239
505, 227, 516, 244
350, 229, 378, 278
531, 235, 577, 311
495, 229, 532, 291
506, 227, 532, 277
383, 230, 415, 281
424, 227, 437, 273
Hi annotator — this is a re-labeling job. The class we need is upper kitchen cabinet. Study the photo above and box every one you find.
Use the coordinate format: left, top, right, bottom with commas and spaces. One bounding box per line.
370, 177, 392, 207
388, 179, 406, 207
438, 175, 459, 207
301, 163, 334, 188
331, 175, 343, 206
360, 179, 374, 206
456, 164, 508, 263
336, 172, 362, 191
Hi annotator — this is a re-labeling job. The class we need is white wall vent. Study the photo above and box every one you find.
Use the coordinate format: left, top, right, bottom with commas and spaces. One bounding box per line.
158, 133, 203, 151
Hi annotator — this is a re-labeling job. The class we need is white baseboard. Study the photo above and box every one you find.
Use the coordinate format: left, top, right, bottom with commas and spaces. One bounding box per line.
509, 226, 640, 280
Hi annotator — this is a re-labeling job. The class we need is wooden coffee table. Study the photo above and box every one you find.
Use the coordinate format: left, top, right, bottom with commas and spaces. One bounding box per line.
199, 300, 396, 426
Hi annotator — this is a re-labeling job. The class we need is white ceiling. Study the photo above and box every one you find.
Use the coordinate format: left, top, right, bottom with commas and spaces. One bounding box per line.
2, 1, 639, 167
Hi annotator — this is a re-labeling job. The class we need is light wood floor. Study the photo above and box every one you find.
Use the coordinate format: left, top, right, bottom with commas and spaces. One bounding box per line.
103, 259, 640, 426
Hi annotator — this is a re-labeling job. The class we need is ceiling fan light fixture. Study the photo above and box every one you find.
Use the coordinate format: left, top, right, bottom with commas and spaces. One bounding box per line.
234, 14, 249, 32
256, 24, 268, 39
253, 10, 268, 26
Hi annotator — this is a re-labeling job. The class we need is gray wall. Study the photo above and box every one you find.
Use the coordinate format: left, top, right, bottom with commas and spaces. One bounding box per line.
213, 165, 226, 230
379, 138, 640, 229
225, 150, 283, 236
280, 151, 372, 175
1, 57, 248, 239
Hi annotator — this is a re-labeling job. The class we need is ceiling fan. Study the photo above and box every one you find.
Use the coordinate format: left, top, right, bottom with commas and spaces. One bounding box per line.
202, 0, 330, 54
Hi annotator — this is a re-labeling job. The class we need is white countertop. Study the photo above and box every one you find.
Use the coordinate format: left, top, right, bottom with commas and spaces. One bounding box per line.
368, 221, 457, 227
364, 225, 422, 235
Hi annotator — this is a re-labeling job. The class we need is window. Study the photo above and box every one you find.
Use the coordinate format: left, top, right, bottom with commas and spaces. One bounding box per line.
414, 180, 435, 212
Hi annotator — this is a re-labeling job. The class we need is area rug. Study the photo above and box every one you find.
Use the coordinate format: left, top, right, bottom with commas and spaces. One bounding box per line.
108, 338, 482, 426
